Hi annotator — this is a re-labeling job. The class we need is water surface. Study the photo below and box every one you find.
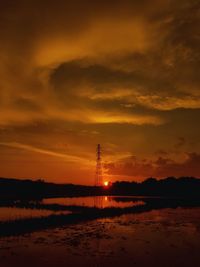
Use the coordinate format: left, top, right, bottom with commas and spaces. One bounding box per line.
0, 207, 70, 222
42, 196, 145, 208
0, 207, 199, 267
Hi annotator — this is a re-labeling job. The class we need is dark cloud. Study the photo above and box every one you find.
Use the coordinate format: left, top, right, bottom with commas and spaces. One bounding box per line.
13, 98, 44, 112
154, 153, 200, 177
175, 137, 186, 148
105, 152, 200, 180
104, 156, 154, 179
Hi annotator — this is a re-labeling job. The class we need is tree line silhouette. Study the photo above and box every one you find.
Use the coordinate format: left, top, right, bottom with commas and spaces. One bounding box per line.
0, 176, 200, 200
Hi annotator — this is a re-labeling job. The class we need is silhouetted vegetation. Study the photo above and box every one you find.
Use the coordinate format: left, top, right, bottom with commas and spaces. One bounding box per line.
0, 176, 200, 200
0, 177, 99, 200
110, 177, 200, 197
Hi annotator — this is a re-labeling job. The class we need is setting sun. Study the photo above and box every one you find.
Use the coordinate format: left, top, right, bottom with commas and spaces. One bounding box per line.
104, 181, 109, 187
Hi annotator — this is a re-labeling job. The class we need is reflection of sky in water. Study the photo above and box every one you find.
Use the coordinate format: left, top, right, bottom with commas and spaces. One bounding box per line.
0, 207, 70, 222
0, 196, 145, 222
42, 196, 145, 208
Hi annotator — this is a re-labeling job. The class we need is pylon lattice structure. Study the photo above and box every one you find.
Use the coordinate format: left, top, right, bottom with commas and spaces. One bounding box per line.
95, 144, 103, 186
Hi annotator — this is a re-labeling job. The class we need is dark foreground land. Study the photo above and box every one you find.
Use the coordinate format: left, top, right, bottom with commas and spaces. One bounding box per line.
0, 206, 200, 267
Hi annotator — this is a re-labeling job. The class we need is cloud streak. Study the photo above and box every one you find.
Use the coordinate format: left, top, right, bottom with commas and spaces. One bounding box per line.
0, 142, 94, 166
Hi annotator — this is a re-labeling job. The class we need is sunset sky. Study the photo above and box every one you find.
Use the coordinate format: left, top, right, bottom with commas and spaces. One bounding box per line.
0, 0, 200, 185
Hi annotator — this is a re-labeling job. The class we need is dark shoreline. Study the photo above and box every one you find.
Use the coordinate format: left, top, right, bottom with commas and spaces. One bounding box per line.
1, 176, 200, 200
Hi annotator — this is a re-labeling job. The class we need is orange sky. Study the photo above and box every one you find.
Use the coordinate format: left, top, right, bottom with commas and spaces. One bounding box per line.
0, 0, 200, 185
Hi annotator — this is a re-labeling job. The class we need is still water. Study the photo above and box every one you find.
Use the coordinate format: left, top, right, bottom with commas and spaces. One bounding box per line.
0, 207, 70, 222
0, 196, 145, 222
42, 196, 145, 208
